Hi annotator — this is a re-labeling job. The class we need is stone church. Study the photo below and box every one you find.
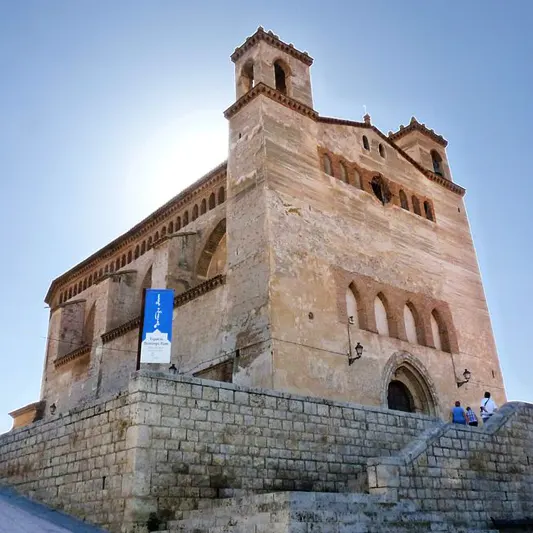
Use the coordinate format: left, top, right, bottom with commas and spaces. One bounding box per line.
10, 26, 505, 429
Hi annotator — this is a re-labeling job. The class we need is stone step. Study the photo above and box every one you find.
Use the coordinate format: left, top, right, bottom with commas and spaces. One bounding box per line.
167, 491, 500, 533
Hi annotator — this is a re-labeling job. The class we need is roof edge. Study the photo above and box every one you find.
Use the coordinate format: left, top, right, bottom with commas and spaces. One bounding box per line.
231, 27, 313, 66
45, 160, 228, 304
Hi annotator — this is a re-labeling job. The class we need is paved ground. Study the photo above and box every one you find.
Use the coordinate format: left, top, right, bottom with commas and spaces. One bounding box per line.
0, 487, 108, 532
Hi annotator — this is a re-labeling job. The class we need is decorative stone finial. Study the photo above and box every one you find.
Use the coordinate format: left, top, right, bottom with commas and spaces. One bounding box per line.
363, 113, 371, 125
258, 26, 264, 31
410, 116, 418, 125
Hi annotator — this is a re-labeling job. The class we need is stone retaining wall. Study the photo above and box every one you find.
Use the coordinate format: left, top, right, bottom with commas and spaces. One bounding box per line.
0, 392, 131, 532
368, 401, 533, 529
1, 371, 532, 533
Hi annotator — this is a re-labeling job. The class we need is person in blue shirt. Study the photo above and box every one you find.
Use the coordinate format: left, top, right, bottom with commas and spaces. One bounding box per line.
450, 400, 467, 425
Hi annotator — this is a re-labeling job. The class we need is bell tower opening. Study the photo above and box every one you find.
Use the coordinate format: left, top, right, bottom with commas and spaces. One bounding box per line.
230, 27, 314, 108
274, 60, 287, 94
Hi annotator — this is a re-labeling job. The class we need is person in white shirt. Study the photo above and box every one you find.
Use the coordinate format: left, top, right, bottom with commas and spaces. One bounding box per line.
480, 391, 497, 423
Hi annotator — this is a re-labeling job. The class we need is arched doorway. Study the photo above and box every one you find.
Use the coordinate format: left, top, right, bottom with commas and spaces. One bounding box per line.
382, 352, 439, 417
387, 380, 415, 413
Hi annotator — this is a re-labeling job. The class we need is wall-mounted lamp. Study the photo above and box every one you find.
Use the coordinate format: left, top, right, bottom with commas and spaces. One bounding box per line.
168, 364, 178, 375
456, 368, 471, 388
49, 403, 56, 415
348, 342, 364, 366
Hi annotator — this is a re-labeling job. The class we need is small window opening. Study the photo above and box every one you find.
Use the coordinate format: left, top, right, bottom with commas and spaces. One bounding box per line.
400, 190, 409, 210
363, 136, 370, 151
192, 205, 199, 221
424, 200, 434, 221
379, 143, 385, 158
241, 61, 254, 93
209, 193, 216, 210
274, 61, 287, 94
371, 176, 390, 205
431, 150, 443, 176
218, 187, 225, 204
200, 199, 207, 215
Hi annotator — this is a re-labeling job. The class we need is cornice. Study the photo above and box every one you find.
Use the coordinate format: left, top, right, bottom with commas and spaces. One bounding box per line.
101, 275, 226, 345
317, 115, 465, 197
45, 161, 227, 304
9, 401, 45, 419
54, 344, 91, 368
389, 117, 448, 147
231, 27, 313, 66
101, 316, 141, 344
224, 82, 318, 120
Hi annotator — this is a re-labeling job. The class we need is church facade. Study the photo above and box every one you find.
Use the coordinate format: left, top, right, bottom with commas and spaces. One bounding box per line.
12, 28, 505, 428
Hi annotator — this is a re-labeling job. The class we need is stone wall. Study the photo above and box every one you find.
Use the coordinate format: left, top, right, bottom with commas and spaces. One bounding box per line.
368, 401, 533, 529
125, 371, 440, 523
0, 392, 131, 532
2, 372, 531, 533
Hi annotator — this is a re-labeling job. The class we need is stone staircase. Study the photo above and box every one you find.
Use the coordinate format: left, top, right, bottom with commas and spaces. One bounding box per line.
162, 492, 499, 533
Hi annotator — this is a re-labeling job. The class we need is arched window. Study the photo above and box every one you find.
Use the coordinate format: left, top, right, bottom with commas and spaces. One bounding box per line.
379, 143, 385, 158
371, 176, 390, 205
87, 275, 92, 287
59, 293, 63, 304
192, 204, 199, 221
176, 217, 181, 230
323, 154, 333, 176
121, 255, 126, 267
240, 60, 254, 93
183, 211, 189, 226
431, 151, 443, 176
374, 293, 390, 336
109, 263, 114, 273
412, 196, 421, 215
83, 279, 87, 291
104, 265, 109, 274
363, 136, 370, 151
345, 285, 361, 328
399, 190, 409, 210
127, 250, 132, 263
99, 268, 103, 278
147, 236, 153, 250
168, 221, 174, 233
209, 193, 216, 210
218, 187, 225, 204
73, 286, 78, 296
353, 169, 361, 189
274, 60, 287, 94
134, 245, 140, 259
78, 281, 83, 293
141, 241, 146, 254
339, 162, 348, 183
424, 201, 434, 221
404, 303, 420, 345
161, 226, 167, 237
431, 309, 450, 352
201, 199, 207, 215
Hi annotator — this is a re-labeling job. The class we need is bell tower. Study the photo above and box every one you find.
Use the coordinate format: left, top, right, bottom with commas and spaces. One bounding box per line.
230, 27, 314, 108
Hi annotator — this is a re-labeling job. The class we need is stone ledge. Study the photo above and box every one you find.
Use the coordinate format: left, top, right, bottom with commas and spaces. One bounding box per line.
101, 274, 226, 344
54, 345, 91, 368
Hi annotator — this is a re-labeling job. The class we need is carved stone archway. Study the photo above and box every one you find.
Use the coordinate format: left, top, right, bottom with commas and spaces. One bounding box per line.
381, 352, 439, 417
196, 218, 226, 280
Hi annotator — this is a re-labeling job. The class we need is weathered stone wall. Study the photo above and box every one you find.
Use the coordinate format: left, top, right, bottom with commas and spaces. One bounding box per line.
125, 371, 440, 523
0, 392, 131, 532
368, 401, 533, 528
1, 372, 532, 533
258, 94, 505, 416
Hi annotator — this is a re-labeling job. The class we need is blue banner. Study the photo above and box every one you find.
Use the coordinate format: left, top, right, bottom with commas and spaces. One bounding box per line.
140, 289, 174, 364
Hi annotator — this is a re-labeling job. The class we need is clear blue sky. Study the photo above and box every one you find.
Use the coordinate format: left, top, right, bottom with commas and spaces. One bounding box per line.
0, 1, 531, 433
